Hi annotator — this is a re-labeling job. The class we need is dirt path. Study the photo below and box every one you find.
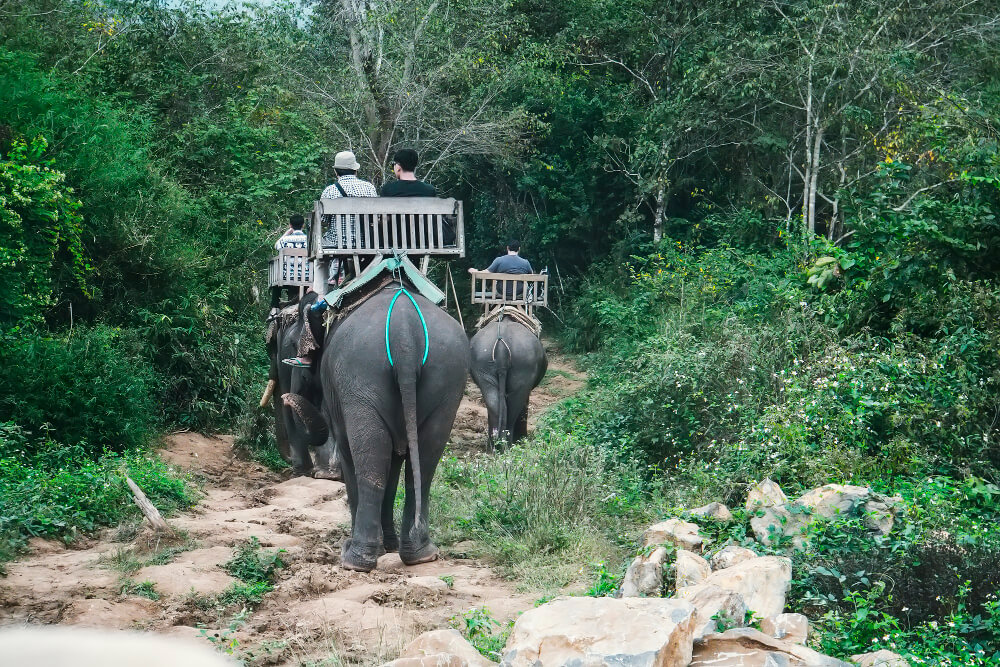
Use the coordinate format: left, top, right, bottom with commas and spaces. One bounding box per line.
0, 344, 585, 666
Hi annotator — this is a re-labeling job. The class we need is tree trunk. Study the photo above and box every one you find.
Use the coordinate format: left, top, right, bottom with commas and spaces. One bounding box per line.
653, 181, 665, 243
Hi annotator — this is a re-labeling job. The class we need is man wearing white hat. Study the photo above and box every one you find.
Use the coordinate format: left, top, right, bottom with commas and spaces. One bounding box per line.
318, 150, 378, 286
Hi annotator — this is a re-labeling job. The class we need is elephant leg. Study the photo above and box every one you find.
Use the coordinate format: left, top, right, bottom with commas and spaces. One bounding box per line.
381, 454, 404, 553
284, 409, 314, 476
312, 436, 342, 481
513, 405, 529, 443
340, 420, 392, 572
273, 401, 293, 463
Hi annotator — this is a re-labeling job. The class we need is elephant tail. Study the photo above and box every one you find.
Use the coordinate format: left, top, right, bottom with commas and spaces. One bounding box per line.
397, 367, 425, 541
493, 336, 512, 442
281, 393, 329, 448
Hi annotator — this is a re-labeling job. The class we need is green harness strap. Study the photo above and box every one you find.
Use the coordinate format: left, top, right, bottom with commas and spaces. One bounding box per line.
386, 287, 429, 367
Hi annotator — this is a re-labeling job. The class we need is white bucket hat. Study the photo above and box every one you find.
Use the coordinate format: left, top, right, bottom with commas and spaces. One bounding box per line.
333, 150, 361, 170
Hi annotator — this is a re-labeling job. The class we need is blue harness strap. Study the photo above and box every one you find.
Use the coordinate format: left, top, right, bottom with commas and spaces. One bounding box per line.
385, 287, 430, 367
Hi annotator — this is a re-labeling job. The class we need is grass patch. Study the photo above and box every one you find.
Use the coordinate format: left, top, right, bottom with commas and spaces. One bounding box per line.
119, 578, 160, 600
0, 423, 195, 572
451, 607, 512, 662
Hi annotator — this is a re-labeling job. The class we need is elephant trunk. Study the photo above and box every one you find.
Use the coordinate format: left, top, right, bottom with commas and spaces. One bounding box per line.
259, 379, 276, 408
281, 393, 329, 448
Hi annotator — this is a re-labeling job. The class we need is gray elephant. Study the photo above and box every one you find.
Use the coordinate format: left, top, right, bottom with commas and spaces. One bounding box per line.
291, 285, 469, 572
264, 294, 339, 478
470, 317, 547, 451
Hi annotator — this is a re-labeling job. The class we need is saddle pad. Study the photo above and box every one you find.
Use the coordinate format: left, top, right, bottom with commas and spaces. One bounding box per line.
322, 253, 445, 309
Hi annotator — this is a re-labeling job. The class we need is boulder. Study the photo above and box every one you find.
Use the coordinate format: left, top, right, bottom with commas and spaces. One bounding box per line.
862, 501, 894, 535
619, 547, 669, 598
746, 479, 788, 511
703, 555, 791, 619
501, 597, 696, 667
710, 545, 758, 571
795, 484, 871, 519
689, 502, 733, 522
641, 518, 703, 552
391, 629, 493, 667
760, 613, 809, 644
692, 628, 851, 666
850, 650, 910, 667
675, 549, 711, 589
674, 583, 748, 640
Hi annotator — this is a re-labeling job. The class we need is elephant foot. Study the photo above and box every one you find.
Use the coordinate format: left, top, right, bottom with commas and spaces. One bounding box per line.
383, 533, 400, 553
399, 541, 440, 566
313, 466, 342, 481
341, 538, 378, 572
292, 466, 314, 478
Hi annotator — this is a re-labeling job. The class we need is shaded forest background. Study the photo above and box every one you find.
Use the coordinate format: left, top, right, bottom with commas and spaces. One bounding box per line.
2, 0, 1000, 662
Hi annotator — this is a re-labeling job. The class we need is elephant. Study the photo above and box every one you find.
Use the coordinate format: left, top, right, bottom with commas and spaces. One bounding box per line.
290, 284, 469, 572
470, 317, 547, 451
264, 292, 340, 478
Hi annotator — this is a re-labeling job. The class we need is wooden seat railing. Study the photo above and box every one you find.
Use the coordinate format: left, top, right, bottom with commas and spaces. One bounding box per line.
309, 197, 464, 278
268, 246, 313, 299
470, 271, 548, 318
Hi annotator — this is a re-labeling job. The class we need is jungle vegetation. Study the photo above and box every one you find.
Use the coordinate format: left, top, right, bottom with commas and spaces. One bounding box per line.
1, 0, 999, 662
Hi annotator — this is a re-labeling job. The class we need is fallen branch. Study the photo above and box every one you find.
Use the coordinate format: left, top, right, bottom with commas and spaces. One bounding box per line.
125, 476, 171, 533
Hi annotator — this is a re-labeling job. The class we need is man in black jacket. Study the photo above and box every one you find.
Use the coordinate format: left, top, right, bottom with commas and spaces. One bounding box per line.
380, 149, 436, 197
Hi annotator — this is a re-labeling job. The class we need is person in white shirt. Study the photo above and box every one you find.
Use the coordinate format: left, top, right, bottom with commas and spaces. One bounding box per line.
269, 214, 310, 316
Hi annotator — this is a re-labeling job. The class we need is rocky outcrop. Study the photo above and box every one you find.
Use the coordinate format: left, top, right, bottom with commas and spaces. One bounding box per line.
688, 502, 733, 522
501, 597, 696, 667
675, 549, 711, 589
691, 628, 851, 666
620, 546, 670, 598
850, 650, 910, 667
385, 630, 495, 667
746, 479, 788, 510
709, 545, 758, 571
674, 583, 748, 640
703, 555, 792, 619
641, 518, 703, 552
760, 612, 809, 644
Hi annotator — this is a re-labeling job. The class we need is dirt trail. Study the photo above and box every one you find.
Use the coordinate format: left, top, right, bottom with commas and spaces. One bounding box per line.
0, 345, 585, 666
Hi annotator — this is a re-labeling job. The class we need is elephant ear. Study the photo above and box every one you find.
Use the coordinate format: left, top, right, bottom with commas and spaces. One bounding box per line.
281, 393, 329, 447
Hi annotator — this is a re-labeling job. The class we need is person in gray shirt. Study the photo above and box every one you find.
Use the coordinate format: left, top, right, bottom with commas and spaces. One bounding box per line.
469, 239, 534, 299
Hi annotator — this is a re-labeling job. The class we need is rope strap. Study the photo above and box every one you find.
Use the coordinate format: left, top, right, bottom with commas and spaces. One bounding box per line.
386, 287, 430, 368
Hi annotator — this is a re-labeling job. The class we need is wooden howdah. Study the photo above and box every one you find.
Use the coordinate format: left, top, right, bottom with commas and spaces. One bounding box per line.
268, 246, 312, 298
470, 271, 548, 318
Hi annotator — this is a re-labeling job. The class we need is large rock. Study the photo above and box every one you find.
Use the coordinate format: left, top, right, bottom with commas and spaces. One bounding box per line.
641, 519, 703, 552
703, 555, 791, 618
501, 597, 696, 667
850, 650, 910, 667
692, 628, 851, 666
688, 502, 733, 522
746, 479, 788, 510
674, 583, 748, 640
710, 545, 758, 571
620, 546, 669, 598
760, 613, 809, 644
675, 550, 711, 589
796, 484, 871, 519
387, 629, 493, 667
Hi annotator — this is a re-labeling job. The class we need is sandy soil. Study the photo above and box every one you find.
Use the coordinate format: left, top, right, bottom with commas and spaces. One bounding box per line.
0, 344, 585, 666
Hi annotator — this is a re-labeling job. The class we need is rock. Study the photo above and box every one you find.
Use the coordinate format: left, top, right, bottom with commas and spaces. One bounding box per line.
745, 479, 788, 511
692, 628, 851, 666
749, 505, 809, 548
850, 650, 910, 667
703, 555, 791, 619
501, 596, 696, 667
0, 626, 236, 667
384, 655, 466, 667
796, 484, 871, 519
863, 501, 894, 535
674, 583, 748, 640
688, 502, 733, 521
675, 549, 711, 589
393, 629, 493, 667
710, 545, 758, 570
620, 546, 669, 598
641, 518, 703, 552
760, 613, 809, 644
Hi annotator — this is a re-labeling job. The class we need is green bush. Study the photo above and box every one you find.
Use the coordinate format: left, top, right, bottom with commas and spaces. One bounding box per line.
0, 422, 194, 568
0, 325, 157, 455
